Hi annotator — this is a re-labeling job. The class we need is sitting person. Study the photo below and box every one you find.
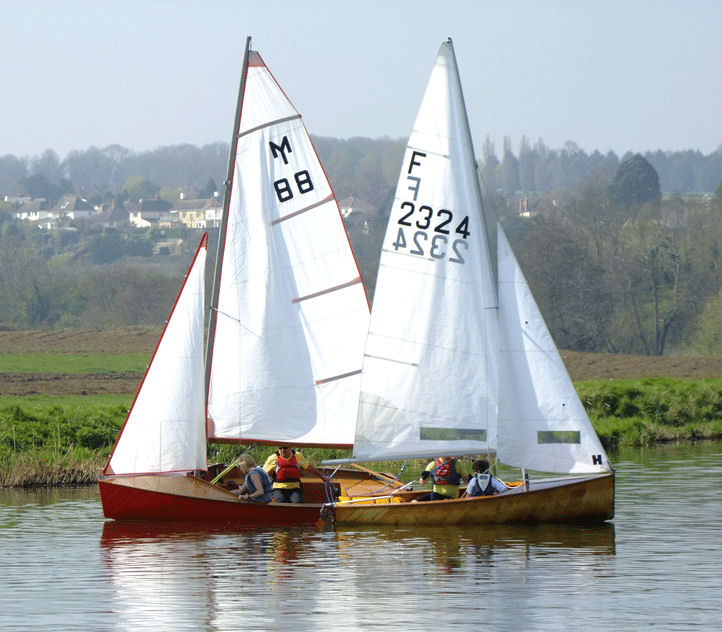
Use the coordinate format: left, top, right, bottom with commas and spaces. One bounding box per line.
415, 456, 471, 501
462, 459, 507, 497
263, 446, 330, 503
235, 454, 273, 503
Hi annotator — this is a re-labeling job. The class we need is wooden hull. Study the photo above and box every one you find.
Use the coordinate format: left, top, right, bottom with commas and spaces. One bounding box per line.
99, 475, 326, 527
99, 468, 404, 527
324, 472, 614, 526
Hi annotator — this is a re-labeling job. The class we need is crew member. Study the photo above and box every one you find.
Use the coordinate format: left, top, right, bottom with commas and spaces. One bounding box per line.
415, 456, 471, 501
263, 446, 330, 503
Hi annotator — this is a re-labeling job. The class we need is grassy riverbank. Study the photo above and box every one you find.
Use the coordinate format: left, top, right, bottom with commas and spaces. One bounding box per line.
1, 329, 720, 486
1, 377, 720, 487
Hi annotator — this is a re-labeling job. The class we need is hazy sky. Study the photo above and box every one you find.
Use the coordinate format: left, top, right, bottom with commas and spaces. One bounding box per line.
3, 0, 720, 160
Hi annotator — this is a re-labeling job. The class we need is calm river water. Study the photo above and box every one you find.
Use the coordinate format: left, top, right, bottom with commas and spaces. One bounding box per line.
1, 442, 720, 631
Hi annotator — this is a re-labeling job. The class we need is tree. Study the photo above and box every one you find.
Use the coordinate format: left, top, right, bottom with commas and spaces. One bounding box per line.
498, 136, 520, 195
481, 136, 499, 192
687, 290, 722, 357
198, 178, 219, 199
610, 153, 661, 207
19, 173, 73, 205
123, 176, 159, 202
516, 219, 613, 351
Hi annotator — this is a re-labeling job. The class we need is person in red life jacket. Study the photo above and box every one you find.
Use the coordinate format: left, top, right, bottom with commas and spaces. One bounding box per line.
415, 456, 471, 501
262, 446, 330, 503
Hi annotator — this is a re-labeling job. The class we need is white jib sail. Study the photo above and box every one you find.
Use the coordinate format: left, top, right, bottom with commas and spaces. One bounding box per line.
353, 40, 498, 462
496, 226, 611, 473
106, 236, 208, 475
207, 51, 369, 446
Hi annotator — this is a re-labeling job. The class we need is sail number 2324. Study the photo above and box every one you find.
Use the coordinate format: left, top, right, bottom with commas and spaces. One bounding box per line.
392, 202, 470, 264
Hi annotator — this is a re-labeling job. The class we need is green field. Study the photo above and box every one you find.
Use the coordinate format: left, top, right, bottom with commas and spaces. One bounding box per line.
0, 353, 149, 374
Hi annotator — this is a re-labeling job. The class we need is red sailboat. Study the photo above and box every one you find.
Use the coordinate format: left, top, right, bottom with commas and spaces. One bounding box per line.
99, 37, 375, 526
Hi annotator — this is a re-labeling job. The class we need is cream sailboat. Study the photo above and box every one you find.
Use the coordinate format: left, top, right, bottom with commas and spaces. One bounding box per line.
99, 38, 379, 525
322, 39, 614, 526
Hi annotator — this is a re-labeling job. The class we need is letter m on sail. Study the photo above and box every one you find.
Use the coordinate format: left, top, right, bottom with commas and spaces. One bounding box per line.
269, 136, 292, 164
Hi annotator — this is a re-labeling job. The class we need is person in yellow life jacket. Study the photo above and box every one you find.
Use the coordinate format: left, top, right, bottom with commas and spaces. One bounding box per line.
262, 446, 330, 503
415, 456, 471, 501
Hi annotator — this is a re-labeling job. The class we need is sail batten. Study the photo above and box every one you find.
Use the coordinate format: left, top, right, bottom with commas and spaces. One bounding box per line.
239, 113, 302, 139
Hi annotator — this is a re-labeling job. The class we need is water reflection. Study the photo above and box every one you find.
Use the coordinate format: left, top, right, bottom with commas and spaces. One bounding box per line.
97, 519, 615, 630
2, 441, 721, 631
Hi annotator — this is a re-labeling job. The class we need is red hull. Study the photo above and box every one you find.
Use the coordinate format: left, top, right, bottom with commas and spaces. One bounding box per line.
99, 476, 324, 527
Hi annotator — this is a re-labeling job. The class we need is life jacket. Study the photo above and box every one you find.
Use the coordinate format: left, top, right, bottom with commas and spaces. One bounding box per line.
470, 472, 494, 496
275, 451, 301, 483
432, 458, 461, 486
245, 466, 273, 503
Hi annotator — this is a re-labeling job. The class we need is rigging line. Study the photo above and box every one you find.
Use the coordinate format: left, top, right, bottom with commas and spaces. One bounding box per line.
237, 114, 301, 139
270, 193, 334, 226
210, 306, 262, 339
292, 276, 363, 304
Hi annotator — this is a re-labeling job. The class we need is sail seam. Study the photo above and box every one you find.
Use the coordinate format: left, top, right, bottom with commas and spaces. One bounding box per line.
405, 144, 450, 160
271, 194, 333, 226
363, 353, 418, 367
315, 369, 362, 385
238, 113, 301, 139
292, 276, 362, 303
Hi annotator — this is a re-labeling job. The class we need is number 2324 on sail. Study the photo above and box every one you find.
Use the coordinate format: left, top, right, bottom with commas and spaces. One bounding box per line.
391, 201, 470, 264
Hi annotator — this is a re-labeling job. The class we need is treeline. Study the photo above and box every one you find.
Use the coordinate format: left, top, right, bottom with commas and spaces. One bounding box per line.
0, 221, 197, 329
0, 141, 721, 357
1, 138, 720, 201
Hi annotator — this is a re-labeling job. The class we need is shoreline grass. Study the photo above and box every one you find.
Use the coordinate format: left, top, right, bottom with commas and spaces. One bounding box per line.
1, 377, 720, 487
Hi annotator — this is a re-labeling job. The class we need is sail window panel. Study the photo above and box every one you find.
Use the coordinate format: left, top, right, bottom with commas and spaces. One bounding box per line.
420, 427, 487, 442
537, 431, 581, 444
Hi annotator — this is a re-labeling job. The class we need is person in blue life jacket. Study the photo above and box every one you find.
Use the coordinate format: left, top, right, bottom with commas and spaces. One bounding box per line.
415, 456, 472, 501
462, 458, 507, 497
235, 454, 273, 503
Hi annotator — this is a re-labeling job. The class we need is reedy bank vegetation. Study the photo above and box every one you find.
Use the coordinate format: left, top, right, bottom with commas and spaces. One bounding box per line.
1, 377, 720, 486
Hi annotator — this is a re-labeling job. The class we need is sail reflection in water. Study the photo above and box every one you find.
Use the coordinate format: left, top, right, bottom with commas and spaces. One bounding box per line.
99, 521, 614, 630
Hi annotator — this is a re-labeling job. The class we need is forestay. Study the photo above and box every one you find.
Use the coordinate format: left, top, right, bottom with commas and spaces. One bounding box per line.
352, 40, 498, 462
105, 236, 208, 475
207, 51, 369, 446
496, 226, 610, 473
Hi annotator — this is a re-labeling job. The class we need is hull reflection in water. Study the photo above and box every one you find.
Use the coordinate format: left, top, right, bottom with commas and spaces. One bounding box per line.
100, 520, 615, 629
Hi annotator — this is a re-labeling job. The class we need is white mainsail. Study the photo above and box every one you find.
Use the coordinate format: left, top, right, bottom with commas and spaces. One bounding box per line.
105, 235, 208, 475
497, 226, 611, 473
207, 50, 370, 446
352, 39, 498, 462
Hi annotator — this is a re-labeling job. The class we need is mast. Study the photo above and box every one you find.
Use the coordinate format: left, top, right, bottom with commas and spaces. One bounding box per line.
446, 37, 497, 303
204, 36, 252, 398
